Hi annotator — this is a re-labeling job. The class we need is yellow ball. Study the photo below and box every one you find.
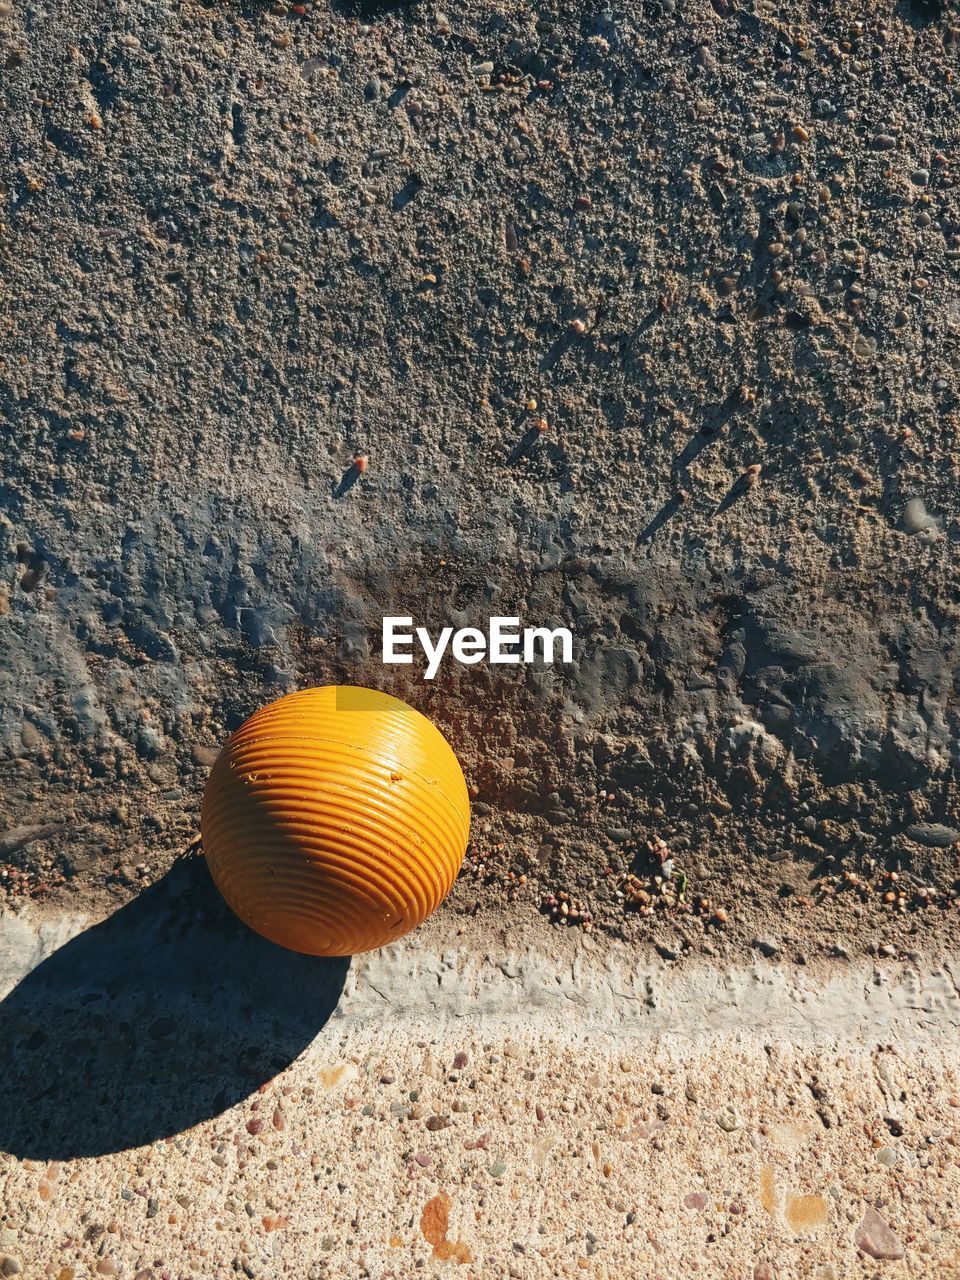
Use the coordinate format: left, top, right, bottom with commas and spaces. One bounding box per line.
201, 686, 470, 955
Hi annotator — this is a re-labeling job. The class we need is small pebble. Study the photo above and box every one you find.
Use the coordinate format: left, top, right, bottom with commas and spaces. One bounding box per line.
902, 498, 939, 535
752, 938, 780, 957
716, 1105, 741, 1132
855, 1206, 904, 1260
854, 334, 877, 358
905, 822, 957, 846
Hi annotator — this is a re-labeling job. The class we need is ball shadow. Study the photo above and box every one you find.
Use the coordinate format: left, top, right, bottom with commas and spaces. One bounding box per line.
0, 856, 350, 1159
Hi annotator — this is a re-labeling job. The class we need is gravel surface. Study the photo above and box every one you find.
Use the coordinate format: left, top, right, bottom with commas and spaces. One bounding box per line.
2, 887, 960, 1277
4, 1023, 959, 1279
2, 0, 960, 961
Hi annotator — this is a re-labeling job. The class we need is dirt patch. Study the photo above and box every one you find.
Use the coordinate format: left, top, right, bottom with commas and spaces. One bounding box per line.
0, 0, 958, 967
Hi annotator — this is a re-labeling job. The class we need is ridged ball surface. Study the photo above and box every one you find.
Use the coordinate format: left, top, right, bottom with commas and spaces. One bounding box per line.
201, 686, 470, 956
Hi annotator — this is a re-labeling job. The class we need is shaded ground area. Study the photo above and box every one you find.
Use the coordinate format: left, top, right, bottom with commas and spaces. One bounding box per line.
0, 857, 347, 1157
